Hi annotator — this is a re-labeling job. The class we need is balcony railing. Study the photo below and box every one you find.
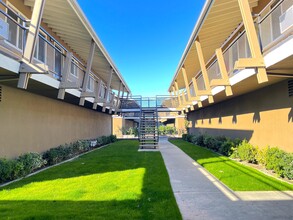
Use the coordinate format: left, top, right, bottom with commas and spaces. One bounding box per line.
0, 1, 118, 110
189, 0, 291, 98
0, 2, 26, 55
259, 0, 292, 50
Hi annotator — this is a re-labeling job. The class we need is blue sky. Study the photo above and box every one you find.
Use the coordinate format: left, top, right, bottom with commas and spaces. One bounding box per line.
78, 0, 205, 97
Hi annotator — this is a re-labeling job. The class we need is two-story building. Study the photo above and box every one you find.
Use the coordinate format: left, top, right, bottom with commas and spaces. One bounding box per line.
0, 0, 131, 158
168, 0, 292, 152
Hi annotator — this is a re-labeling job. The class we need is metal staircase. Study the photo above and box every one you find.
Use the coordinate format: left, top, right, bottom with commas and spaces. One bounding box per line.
139, 108, 159, 149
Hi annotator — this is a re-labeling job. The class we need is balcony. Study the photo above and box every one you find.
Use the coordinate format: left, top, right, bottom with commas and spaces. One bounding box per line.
172, 0, 292, 110
0, 1, 123, 113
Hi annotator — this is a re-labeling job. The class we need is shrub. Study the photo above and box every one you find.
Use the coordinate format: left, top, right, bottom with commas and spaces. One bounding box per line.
232, 140, 258, 163
96, 137, 104, 147
109, 134, 117, 143
219, 140, 234, 156
18, 152, 46, 175
0, 159, 15, 182
281, 153, 293, 180
203, 135, 221, 151
100, 136, 108, 145
182, 134, 188, 141
264, 147, 293, 179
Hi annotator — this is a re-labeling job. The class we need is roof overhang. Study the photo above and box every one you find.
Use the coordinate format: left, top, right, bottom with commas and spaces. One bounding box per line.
169, 0, 259, 92
24, 0, 131, 93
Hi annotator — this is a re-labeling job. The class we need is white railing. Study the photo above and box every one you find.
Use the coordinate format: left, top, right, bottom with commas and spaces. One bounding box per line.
197, 74, 206, 91
222, 32, 252, 77
259, 0, 292, 49
207, 60, 221, 81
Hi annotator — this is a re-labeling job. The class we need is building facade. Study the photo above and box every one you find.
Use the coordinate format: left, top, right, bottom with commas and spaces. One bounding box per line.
168, 0, 293, 152
0, 0, 131, 158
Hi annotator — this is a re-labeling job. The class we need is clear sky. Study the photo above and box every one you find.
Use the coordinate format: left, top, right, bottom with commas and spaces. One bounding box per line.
77, 0, 205, 97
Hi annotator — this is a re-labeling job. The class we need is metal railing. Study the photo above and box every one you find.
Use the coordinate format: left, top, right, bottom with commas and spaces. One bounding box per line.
191, 0, 291, 92
259, 0, 292, 50
0, 2, 27, 52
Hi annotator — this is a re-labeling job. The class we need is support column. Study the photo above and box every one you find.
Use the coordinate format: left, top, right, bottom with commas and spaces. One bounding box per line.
80, 40, 96, 106
102, 68, 114, 112
181, 66, 195, 111
93, 78, 103, 110
109, 92, 116, 114
235, 0, 268, 83
195, 40, 214, 103
174, 81, 182, 108
213, 48, 233, 96
115, 81, 122, 113
192, 77, 203, 108
18, 0, 46, 89
58, 52, 77, 99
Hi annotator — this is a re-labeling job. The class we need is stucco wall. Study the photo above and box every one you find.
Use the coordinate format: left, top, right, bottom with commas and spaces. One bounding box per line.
188, 80, 293, 152
0, 85, 112, 158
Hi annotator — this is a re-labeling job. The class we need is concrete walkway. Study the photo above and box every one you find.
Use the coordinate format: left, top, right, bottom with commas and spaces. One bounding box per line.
159, 137, 293, 220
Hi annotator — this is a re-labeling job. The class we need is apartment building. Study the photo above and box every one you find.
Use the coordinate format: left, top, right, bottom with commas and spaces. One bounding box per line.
168, 0, 292, 152
0, 0, 130, 158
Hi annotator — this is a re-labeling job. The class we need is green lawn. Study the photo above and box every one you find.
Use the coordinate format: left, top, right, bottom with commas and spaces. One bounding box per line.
170, 139, 293, 191
0, 140, 181, 220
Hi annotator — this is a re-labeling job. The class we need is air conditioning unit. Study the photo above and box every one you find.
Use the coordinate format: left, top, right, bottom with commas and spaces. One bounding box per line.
280, 6, 293, 34
0, 18, 9, 40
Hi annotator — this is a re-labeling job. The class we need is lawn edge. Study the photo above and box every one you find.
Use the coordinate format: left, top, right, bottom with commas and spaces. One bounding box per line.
0, 143, 111, 188
169, 139, 293, 191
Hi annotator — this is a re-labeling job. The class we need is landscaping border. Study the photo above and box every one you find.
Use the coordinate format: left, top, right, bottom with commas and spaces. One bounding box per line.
0, 143, 111, 188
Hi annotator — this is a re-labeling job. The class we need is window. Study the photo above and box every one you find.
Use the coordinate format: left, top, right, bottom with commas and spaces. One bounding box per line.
70, 58, 78, 77
87, 76, 94, 91
54, 45, 63, 80
6, 3, 25, 50
34, 32, 47, 63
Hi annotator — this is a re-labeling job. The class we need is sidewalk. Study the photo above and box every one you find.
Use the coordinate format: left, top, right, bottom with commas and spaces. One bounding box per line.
159, 137, 293, 220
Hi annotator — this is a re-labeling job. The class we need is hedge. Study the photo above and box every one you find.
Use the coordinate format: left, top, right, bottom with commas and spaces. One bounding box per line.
0, 135, 117, 184
182, 133, 293, 180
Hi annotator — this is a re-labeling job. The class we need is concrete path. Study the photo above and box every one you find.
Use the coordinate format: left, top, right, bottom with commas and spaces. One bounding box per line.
159, 137, 293, 220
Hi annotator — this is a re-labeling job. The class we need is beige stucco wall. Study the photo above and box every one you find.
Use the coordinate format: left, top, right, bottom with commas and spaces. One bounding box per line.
112, 116, 123, 138
188, 80, 293, 152
175, 117, 186, 136
112, 116, 136, 138
0, 85, 112, 158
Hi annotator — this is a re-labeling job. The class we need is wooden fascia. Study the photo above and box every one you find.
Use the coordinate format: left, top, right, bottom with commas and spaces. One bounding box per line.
235, 0, 268, 83
195, 40, 214, 103
210, 48, 233, 96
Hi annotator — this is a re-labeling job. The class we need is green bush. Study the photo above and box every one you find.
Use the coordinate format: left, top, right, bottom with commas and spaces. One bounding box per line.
18, 152, 46, 175
182, 134, 188, 141
203, 135, 221, 151
0, 159, 15, 182
232, 140, 258, 163
0, 135, 116, 184
219, 140, 235, 156
109, 134, 117, 143
264, 147, 293, 179
158, 126, 177, 135
181, 133, 293, 180
0, 152, 45, 183
96, 137, 104, 147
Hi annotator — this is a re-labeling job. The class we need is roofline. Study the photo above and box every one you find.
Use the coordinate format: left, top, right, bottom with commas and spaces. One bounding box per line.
67, 0, 131, 93
168, 0, 214, 92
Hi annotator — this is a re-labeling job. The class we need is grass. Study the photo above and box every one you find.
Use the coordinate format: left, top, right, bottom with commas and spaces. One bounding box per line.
170, 139, 293, 191
0, 140, 181, 220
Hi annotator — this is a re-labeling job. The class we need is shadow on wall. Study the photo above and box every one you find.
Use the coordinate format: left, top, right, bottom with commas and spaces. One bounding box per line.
253, 111, 261, 123
289, 108, 293, 123
190, 128, 254, 142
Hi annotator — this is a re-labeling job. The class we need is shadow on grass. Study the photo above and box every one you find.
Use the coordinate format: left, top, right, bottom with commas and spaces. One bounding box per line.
0, 140, 182, 220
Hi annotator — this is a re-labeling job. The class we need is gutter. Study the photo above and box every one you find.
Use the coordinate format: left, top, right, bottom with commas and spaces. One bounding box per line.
67, 0, 131, 93
168, 0, 214, 92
